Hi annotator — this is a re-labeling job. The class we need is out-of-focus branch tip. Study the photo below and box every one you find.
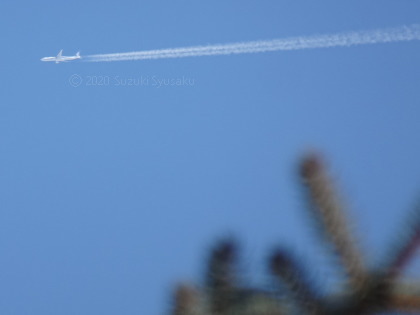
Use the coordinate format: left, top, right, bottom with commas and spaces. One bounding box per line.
207, 240, 237, 287
299, 153, 367, 290
207, 240, 238, 313
270, 249, 321, 313
386, 206, 420, 279
300, 152, 324, 180
172, 284, 200, 315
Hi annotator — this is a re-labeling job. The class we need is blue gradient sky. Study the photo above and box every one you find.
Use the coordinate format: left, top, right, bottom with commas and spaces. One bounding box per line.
1, 1, 420, 314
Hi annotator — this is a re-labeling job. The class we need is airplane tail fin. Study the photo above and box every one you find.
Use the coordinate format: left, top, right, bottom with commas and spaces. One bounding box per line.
76, 51, 81, 57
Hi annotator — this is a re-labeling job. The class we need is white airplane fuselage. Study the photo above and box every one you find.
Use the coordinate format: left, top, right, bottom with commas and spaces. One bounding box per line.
41, 50, 81, 63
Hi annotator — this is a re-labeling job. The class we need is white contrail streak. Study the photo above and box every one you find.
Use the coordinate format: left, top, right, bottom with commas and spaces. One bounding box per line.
85, 24, 420, 62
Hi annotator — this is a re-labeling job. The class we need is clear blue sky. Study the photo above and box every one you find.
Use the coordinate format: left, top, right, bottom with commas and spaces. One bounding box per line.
1, 1, 420, 314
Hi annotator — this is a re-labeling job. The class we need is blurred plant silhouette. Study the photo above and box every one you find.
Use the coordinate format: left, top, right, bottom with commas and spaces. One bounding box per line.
171, 153, 420, 314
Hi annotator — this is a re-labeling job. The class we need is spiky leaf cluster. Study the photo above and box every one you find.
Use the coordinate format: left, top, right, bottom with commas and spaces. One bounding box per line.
171, 154, 420, 314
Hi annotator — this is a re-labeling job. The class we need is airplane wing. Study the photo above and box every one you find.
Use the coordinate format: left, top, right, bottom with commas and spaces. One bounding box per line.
57, 49, 63, 58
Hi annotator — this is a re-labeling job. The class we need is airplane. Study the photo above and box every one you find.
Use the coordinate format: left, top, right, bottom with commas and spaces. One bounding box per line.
41, 50, 81, 63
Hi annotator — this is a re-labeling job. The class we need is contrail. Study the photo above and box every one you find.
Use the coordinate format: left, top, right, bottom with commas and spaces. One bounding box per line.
85, 24, 420, 62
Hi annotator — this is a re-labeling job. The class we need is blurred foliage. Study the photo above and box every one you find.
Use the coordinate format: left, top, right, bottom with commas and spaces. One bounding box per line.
171, 153, 420, 315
